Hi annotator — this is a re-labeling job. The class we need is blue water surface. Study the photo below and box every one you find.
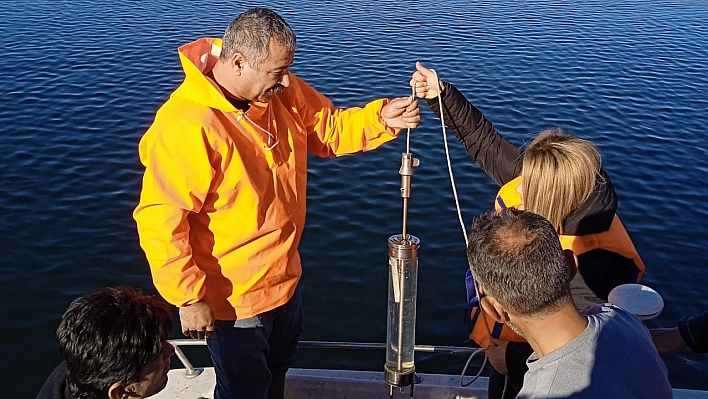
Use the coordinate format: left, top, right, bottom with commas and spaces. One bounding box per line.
1, 0, 707, 396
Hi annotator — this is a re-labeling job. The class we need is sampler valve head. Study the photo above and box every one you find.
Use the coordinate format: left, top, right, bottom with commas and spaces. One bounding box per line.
399, 153, 420, 176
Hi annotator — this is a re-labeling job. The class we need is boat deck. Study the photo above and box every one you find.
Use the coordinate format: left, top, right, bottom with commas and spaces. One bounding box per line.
153, 340, 708, 399
154, 367, 490, 399
154, 366, 708, 399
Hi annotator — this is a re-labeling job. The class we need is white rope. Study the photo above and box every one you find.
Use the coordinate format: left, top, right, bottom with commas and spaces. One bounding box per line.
429, 69, 468, 244
406, 85, 415, 154
426, 70, 510, 395
460, 347, 488, 387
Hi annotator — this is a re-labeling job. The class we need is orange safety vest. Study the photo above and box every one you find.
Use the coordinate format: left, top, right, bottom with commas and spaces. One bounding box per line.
468, 176, 646, 348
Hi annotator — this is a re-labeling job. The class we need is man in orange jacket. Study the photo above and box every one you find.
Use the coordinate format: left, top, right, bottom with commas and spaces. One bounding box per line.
133, 7, 419, 399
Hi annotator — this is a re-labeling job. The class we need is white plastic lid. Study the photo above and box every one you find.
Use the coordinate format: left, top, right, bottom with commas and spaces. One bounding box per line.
608, 283, 664, 321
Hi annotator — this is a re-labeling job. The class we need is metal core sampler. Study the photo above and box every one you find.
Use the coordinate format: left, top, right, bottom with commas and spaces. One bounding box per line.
384, 151, 420, 398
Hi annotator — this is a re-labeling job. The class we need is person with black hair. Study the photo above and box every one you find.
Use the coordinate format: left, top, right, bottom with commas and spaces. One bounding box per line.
36, 286, 174, 399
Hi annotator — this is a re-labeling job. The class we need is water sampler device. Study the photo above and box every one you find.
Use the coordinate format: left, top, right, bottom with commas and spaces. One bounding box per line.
384, 148, 421, 398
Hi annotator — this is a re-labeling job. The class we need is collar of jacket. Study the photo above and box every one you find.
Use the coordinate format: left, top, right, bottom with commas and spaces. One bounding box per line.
172, 37, 269, 116
562, 168, 617, 236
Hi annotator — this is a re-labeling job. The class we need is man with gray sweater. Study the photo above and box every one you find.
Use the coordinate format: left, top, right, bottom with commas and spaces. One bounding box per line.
467, 209, 673, 398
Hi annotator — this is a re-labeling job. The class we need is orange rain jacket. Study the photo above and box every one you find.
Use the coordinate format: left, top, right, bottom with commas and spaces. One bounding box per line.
134, 38, 399, 320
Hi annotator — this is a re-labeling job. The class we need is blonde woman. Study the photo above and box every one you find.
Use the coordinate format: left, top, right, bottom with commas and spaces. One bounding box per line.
411, 62, 645, 399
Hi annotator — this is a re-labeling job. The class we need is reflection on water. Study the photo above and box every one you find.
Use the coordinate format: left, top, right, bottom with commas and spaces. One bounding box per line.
1, 0, 707, 395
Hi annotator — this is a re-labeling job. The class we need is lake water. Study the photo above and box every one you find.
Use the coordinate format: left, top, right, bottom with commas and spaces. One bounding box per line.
1, 0, 707, 396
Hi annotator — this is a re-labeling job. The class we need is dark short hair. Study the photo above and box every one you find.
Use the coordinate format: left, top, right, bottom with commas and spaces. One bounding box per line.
57, 286, 173, 399
221, 7, 296, 68
467, 209, 571, 316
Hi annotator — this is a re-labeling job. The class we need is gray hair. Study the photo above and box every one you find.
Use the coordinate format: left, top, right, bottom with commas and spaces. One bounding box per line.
221, 8, 296, 68
467, 209, 572, 317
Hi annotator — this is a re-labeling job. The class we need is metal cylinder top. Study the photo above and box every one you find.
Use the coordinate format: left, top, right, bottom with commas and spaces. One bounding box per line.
388, 234, 420, 259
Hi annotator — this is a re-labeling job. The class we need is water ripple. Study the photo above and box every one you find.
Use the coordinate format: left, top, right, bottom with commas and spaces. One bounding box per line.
1, 0, 708, 394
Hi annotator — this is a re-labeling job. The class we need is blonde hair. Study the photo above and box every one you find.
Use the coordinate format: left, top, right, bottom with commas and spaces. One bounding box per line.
521, 128, 601, 234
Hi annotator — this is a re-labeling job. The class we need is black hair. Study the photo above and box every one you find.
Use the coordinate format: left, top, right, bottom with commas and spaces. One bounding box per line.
57, 286, 172, 399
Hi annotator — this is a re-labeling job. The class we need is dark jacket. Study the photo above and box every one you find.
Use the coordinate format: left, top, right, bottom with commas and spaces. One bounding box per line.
426, 82, 641, 300
36, 362, 72, 399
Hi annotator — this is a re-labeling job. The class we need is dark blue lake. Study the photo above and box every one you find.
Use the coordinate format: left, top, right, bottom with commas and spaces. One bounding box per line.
1, 0, 707, 396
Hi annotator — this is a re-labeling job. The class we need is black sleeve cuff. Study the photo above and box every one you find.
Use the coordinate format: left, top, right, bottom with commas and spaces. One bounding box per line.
679, 311, 708, 354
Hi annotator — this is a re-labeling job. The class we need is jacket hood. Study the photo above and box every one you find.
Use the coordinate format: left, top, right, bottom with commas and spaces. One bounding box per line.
563, 168, 618, 235
171, 38, 240, 113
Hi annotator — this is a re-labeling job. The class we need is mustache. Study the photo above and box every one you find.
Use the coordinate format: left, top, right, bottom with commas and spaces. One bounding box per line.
268, 84, 285, 94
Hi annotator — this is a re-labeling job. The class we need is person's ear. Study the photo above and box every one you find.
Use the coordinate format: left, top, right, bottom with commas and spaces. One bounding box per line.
108, 382, 129, 399
230, 53, 246, 74
108, 381, 142, 399
563, 249, 578, 280
480, 295, 509, 324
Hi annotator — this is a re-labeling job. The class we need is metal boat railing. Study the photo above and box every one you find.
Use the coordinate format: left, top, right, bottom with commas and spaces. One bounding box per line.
169, 339, 479, 379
